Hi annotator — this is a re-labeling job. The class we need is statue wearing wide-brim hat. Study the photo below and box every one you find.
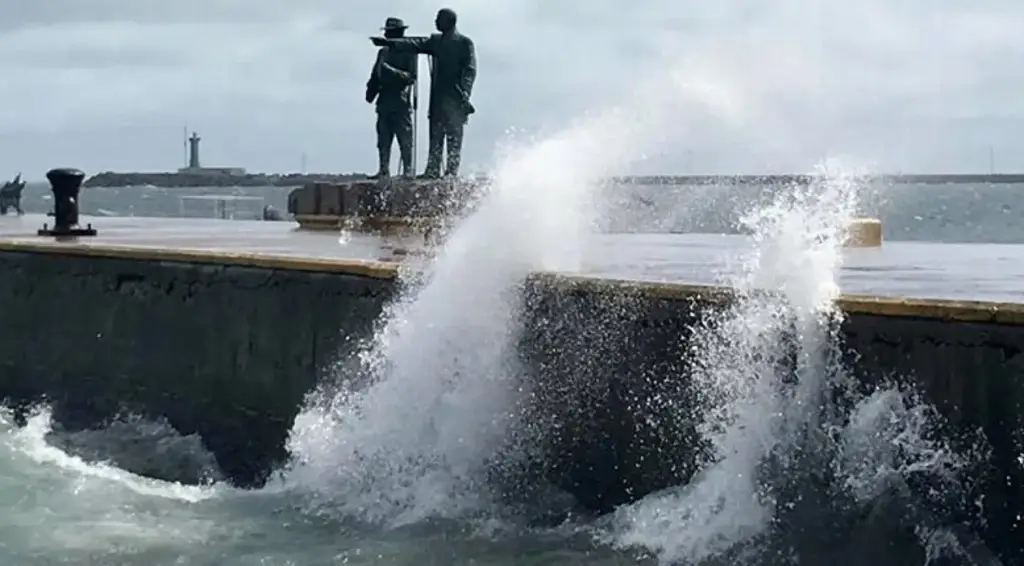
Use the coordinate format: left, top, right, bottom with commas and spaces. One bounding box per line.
367, 16, 417, 179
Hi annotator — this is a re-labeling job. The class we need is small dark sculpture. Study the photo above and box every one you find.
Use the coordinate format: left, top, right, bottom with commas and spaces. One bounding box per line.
262, 204, 284, 221
38, 168, 97, 237
371, 7, 477, 179
0, 173, 25, 215
366, 17, 419, 180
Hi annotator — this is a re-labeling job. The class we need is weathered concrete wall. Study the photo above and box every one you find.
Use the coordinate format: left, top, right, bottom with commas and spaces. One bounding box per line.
840, 304, 1024, 563
515, 276, 729, 512
520, 274, 1024, 562
0, 246, 397, 486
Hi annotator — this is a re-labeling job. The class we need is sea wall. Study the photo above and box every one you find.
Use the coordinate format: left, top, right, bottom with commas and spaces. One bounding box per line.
840, 299, 1024, 562
0, 244, 1019, 558
521, 274, 1023, 561
0, 244, 398, 486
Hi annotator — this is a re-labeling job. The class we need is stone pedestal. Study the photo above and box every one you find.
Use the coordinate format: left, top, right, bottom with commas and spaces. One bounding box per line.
287, 177, 482, 242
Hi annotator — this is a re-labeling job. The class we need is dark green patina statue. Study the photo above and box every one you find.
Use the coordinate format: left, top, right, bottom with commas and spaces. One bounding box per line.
0, 173, 25, 215
366, 17, 419, 179
371, 8, 476, 179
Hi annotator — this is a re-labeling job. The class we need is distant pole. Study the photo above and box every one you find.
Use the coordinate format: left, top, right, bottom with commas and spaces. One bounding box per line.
182, 125, 188, 168
411, 72, 417, 176
409, 56, 424, 176
988, 146, 995, 174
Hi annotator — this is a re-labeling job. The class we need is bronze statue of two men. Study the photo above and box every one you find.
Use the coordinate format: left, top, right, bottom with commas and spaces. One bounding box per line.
366, 8, 477, 180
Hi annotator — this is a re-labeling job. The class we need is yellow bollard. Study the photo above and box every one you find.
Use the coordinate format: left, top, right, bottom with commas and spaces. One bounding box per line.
843, 218, 882, 247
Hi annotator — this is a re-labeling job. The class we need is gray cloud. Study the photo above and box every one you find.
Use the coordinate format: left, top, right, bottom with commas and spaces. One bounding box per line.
0, 0, 1022, 178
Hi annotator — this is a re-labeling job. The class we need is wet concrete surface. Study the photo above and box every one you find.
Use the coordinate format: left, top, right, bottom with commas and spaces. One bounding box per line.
578, 233, 1024, 303
0, 214, 405, 261
1, 215, 1021, 302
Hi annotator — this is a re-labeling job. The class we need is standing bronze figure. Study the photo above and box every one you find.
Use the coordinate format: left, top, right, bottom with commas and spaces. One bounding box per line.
366, 17, 418, 179
371, 8, 476, 179
0, 173, 24, 215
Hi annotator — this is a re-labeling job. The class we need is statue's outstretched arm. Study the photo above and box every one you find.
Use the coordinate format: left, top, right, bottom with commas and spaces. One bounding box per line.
371, 35, 436, 54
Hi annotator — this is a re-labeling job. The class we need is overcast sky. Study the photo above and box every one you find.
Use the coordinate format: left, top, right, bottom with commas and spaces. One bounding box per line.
1, 0, 1022, 179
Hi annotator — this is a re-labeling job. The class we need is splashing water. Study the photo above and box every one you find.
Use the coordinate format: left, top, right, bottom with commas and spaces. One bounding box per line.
281, 5, 985, 562
3, 405, 633, 564
604, 168, 857, 561
283, 65, 754, 526
836, 386, 968, 505
0, 407, 225, 558
607, 168, 974, 564
0, 407, 218, 504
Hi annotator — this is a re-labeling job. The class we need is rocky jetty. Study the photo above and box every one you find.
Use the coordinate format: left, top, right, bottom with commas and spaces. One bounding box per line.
619, 173, 1024, 185
83, 171, 372, 188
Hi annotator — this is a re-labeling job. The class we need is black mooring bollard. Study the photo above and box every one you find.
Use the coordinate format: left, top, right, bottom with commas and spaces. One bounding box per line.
38, 167, 97, 237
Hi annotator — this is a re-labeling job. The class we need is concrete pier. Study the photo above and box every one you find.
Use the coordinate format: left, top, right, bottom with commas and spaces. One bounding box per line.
0, 215, 1020, 559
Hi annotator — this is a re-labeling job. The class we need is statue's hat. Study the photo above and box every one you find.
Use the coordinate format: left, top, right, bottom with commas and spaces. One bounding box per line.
382, 17, 407, 30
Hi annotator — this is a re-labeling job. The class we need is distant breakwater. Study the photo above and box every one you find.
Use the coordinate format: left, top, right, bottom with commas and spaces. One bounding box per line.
83, 172, 372, 189
82, 171, 1024, 189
